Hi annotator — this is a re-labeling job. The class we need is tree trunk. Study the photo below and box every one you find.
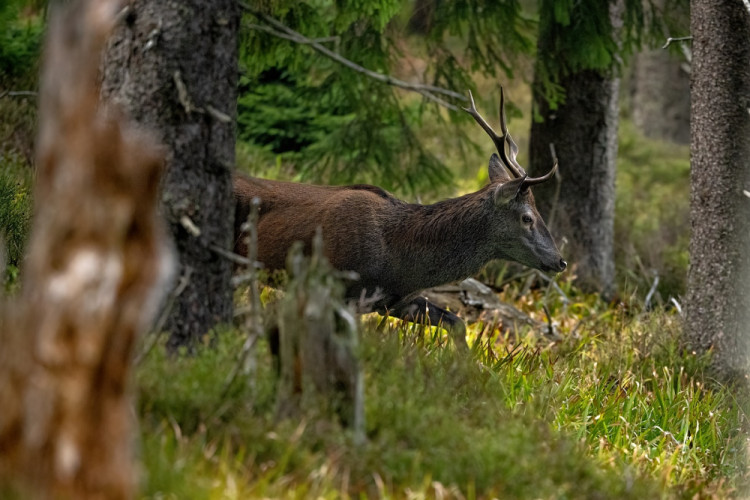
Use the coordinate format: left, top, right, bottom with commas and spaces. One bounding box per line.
686, 0, 750, 380
630, 49, 690, 144
0, 1, 173, 496
529, 72, 619, 297
101, 0, 239, 348
407, 0, 438, 35
629, 0, 690, 144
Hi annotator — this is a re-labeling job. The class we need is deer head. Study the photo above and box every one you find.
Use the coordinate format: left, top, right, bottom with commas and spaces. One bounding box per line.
464, 88, 566, 273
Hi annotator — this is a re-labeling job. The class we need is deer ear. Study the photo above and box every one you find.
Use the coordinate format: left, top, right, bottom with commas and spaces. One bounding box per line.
493, 175, 526, 205
488, 153, 513, 183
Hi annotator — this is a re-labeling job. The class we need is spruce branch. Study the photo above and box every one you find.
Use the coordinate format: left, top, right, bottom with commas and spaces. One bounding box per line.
240, 4, 467, 111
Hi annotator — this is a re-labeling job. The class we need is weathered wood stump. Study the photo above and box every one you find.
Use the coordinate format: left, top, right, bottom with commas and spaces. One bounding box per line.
275, 231, 364, 438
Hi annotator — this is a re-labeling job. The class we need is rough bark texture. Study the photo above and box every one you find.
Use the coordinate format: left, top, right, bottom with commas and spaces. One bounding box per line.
0, 1, 173, 497
629, 0, 690, 144
529, 70, 619, 297
101, 0, 239, 348
687, 0, 750, 380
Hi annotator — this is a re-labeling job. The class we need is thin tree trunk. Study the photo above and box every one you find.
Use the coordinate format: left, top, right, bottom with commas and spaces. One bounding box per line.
529, 72, 619, 297
407, 0, 438, 35
0, 1, 173, 496
686, 0, 750, 380
101, 0, 239, 348
630, 49, 690, 144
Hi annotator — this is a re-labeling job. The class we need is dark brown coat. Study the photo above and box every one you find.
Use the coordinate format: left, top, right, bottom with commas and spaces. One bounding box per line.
234, 153, 565, 349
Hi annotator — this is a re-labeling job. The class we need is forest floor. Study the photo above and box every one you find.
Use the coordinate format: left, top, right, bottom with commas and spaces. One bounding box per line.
133, 116, 748, 499
136, 282, 748, 499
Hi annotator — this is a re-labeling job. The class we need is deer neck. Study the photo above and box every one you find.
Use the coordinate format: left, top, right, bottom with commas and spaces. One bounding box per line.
387, 187, 497, 290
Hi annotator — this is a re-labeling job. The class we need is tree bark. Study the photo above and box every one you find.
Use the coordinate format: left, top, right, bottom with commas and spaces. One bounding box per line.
0, 1, 173, 496
529, 72, 619, 297
686, 0, 750, 380
101, 0, 239, 348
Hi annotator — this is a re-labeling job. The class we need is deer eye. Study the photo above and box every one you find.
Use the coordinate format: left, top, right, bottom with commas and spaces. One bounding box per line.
522, 214, 533, 225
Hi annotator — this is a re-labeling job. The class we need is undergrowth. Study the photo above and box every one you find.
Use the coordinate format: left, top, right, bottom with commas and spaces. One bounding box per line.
136, 287, 748, 499
0, 154, 33, 287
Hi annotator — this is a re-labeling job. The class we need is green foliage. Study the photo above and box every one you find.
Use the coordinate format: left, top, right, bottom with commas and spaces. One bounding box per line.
0, 154, 33, 286
239, 1, 454, 195
534, 0, 658, 108
425, 0, 535, 78
0, 1, 43, 85
237, 1, 538, 195
237, 70, 351, 156
0, 3, 42, 165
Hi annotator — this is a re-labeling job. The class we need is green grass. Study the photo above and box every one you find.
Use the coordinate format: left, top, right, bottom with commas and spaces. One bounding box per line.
136, 285, 748, 499
0, 153, 33, 287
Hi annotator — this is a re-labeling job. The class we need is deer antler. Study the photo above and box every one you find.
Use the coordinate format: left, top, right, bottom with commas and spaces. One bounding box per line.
497, 87, 527, 177
464, 87, 558, 188
463, 89, 524, 179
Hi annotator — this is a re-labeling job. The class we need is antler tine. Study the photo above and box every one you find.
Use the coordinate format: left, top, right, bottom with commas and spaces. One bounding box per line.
521, 142, 559, 187
523, 157, 558, 187
463, 90, 524, 179
498, 87, 528, 177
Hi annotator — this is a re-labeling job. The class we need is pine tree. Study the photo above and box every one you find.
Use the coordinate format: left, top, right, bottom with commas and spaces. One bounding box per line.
239, 0, 534, 195
528, 0, 651, 296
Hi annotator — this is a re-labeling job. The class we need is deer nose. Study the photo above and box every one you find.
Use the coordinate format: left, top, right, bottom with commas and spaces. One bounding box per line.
559, 259, 567, 271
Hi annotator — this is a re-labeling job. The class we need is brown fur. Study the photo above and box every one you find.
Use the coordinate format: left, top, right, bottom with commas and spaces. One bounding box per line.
233, 156, 565, 349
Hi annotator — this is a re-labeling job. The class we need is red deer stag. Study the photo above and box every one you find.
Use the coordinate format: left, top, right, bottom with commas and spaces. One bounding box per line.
233, 89, 566, 350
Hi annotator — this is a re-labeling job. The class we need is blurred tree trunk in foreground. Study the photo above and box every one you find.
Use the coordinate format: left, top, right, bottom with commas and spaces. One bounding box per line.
686, 0, 750, 381
101, 0, 239, 349
529, 1, 622, 298
629, 0, 690, 145
0, 1, 173, 498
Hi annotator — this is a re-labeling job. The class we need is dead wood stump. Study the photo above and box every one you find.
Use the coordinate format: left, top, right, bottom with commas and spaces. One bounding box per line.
275, 231, 364, 439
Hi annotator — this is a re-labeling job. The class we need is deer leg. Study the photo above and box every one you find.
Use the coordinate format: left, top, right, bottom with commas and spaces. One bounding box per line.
387, 296, 468, 351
